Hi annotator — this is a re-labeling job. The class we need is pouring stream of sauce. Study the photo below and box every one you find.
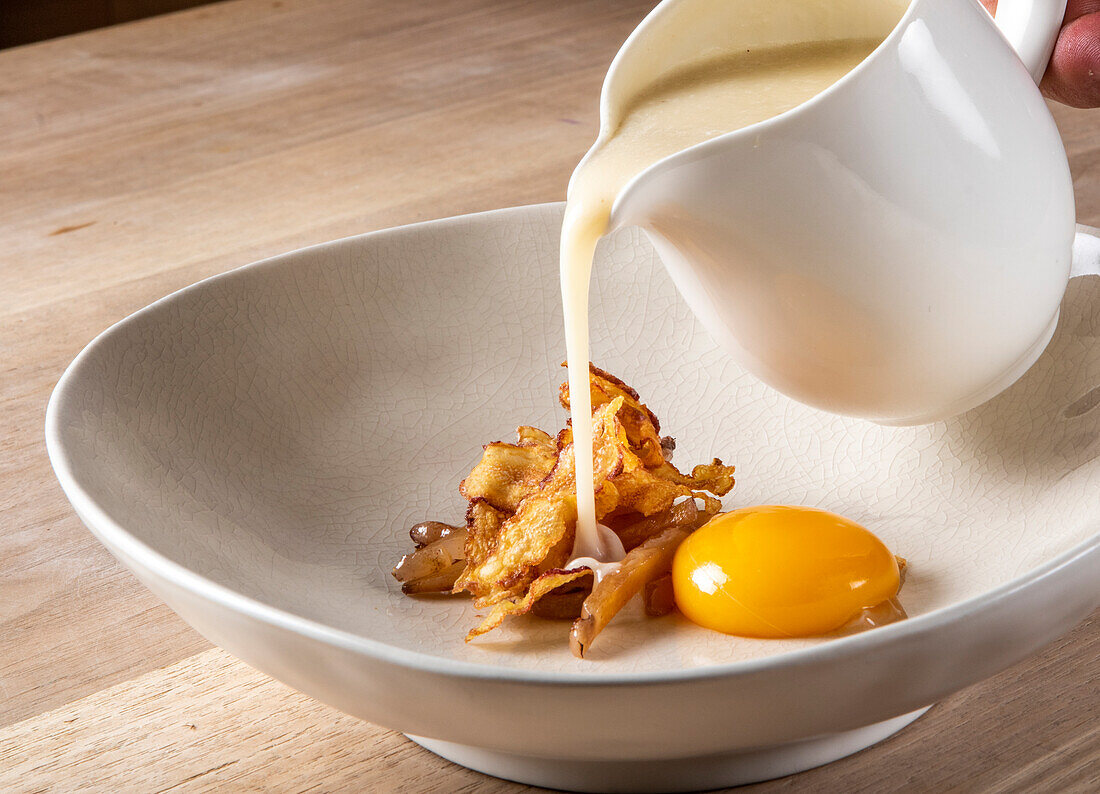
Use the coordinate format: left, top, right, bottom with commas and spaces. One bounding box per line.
561, 39, 880, 564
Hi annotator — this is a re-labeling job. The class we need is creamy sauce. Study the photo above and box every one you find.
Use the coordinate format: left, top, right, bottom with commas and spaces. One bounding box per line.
562, 39, 879, 562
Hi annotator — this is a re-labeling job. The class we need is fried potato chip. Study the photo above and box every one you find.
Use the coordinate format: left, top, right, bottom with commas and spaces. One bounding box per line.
460, 430, 557, 512
648, 459, 735, 496
610, 466, 693, 517
517, 426, 556, 450
466, 568, 592, 639
458, 493, 576, 605
687, 460, 737, 495
458, 398, 638, 606
455, 499, 506, 597
542, 399, 629, 491
394, 363, 738, 651
560, 363, 665, 467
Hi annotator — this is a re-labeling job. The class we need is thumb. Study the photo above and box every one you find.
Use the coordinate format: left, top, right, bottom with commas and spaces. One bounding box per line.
1041, 10, 1100, 107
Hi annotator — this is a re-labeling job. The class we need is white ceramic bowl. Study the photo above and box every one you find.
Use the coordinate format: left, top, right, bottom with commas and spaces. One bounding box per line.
47, 204, 1100, 792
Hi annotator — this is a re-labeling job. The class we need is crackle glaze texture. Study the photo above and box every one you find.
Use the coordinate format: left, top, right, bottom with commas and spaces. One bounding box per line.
52, 203, 1100, 674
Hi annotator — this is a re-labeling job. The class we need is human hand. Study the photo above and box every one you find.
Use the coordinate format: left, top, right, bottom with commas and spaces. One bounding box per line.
981, 0, 1100, 107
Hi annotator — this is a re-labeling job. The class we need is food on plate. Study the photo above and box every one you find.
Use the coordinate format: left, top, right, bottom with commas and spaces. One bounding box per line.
391, 367, 907, 657
570, 498, 707, 657
392, 522, 467, 595
392, 364, 735, 656
672, 506, 906, 638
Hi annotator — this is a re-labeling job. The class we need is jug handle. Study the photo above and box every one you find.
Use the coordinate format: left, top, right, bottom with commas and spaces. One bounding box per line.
989, 0, 1068, 83
1072, 225, 1100, 279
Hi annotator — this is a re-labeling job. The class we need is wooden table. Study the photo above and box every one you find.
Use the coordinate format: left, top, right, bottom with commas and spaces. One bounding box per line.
1, 1, 1097, 790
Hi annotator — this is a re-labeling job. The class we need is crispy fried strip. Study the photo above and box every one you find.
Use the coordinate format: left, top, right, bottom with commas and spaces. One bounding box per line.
558, 363, 652, 421
687, 460, 736, 496
517, 426, 555, 449
392, 528, 467, 584
458, 398, 629, 605
463, 495, 577, 606
560, 363, 665, 466
460, 436, 557, 512
611, 466, 694, 517
467, 569, 592, 640
401, 561, 466, 594
457, 499, 506, 596
647, 460, 736, 497
695, 493, 723, 516
570, 500, 708, 658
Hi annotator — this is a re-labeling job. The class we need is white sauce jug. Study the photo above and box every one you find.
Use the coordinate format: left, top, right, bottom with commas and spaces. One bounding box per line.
602, 0, 1099, 424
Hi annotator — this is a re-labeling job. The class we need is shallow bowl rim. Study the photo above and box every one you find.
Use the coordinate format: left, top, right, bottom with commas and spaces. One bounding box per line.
44, 201, 1100, 686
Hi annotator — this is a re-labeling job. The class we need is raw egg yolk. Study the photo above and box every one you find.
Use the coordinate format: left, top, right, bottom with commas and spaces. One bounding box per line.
671, 506, 900, 638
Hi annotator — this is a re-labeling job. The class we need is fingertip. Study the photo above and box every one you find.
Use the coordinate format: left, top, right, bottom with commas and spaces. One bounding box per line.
1041, 12, 1100, 108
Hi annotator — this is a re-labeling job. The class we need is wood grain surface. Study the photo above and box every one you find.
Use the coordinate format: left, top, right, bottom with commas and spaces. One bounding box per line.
1, 619, 1097, 793
1, 0, 1097, 790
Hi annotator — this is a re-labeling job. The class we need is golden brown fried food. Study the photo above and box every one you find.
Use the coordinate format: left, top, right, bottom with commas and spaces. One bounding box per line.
648, 459, 736, 496
456, 395, 635, 604
561, 363, 665, 467
391, 364, 736, 654
460, 428, 557, 512
467, 568, 593, 639
459, 499, 507, 595
459, 493, 578, 605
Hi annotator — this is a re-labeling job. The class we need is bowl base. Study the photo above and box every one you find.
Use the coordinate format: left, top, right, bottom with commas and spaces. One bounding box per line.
406, 705, 930, 792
